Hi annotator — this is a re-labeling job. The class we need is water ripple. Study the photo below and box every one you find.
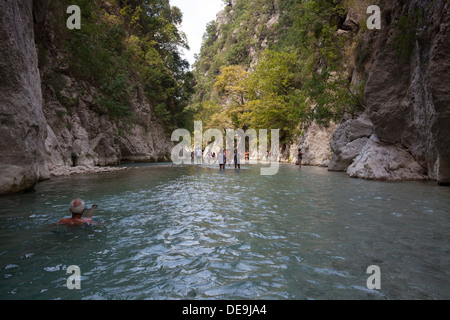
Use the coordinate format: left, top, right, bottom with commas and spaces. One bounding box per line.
0, 165, 449, 299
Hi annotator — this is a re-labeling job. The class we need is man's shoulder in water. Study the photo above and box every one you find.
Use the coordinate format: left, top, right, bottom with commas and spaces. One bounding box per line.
58, 218, 96, 226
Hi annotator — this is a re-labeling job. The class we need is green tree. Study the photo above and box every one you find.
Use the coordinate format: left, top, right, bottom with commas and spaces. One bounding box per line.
53, 0, 194, 130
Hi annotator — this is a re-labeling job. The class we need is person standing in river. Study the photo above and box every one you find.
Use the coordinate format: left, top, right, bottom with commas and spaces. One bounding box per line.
57, 198, 97, 225
297, 148, 303, 167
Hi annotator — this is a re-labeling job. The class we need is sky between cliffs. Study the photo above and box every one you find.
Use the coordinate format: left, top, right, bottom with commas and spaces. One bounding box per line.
170, 0, 225, 67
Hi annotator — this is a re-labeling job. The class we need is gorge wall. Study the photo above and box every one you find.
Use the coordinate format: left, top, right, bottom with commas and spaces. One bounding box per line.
39, 1, 174, 173
1, 0, 449, 196
0, 0, 175, 195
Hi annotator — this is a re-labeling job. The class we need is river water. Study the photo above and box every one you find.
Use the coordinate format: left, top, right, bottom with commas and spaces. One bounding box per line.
0, 163, 449, 300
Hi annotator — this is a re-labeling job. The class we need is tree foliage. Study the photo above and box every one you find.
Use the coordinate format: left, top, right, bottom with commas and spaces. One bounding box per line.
49, 0, 194, 132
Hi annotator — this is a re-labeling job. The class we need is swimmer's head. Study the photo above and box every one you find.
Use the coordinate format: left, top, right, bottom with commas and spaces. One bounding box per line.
70, 198, 85, 214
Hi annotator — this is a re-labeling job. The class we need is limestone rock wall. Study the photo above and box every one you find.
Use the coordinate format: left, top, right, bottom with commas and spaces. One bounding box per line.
39, 3, 174, 171
41, 75, 173, 170
328, 113, 373, 172
329, 0, 450, 185
281, 121, 336, 167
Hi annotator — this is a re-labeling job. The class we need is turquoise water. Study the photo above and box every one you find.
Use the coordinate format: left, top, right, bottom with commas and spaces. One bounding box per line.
0, 163, 449, 300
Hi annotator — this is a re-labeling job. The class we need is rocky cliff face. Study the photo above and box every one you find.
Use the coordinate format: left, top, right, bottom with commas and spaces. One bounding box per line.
0, 0, 50, 194
329, 0, 450, 185
42, 71, 172, 171
0, 0, 173, 195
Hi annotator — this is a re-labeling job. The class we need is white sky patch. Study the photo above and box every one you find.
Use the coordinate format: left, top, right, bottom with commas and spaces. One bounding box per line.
170, 0, 225, 67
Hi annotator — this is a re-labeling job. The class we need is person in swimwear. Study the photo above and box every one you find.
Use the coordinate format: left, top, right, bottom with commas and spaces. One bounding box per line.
58, 198, 97, 226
